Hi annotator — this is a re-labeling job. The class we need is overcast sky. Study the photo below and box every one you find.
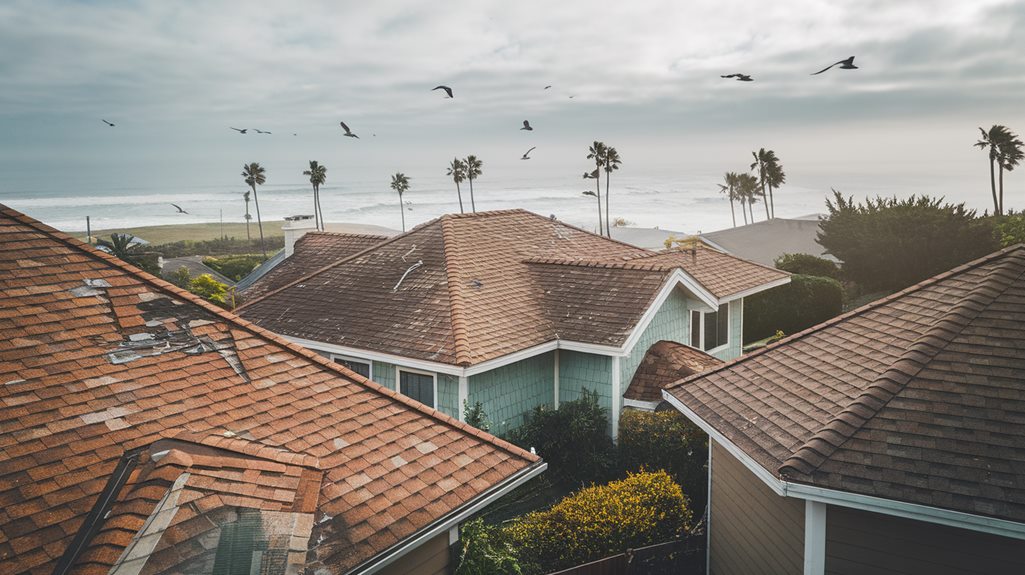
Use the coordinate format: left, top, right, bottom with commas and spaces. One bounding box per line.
2, 0, 1024, 213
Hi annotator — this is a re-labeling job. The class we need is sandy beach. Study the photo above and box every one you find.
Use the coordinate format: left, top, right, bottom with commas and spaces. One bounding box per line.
79, 220, 400, 244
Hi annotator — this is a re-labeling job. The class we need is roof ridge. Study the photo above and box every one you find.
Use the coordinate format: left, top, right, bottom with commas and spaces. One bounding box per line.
0, 204, 538, 465
664, 244, 1025, 392
633, 243, 793, 277
779, 247, 1025, 479
439, 217, 473, 366
303, 230, 390, 240
524, 256, 667, 272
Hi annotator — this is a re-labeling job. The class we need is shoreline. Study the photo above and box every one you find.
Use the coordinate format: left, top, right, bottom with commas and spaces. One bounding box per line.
76, 220, 400, 244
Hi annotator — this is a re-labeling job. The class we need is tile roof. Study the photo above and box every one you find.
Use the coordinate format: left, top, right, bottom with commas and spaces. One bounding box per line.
0, 204, 539, 575
239, 210, 787, 366
239, 232, 388, 301
666, 245, 1025, 524
623, 341, 722, 403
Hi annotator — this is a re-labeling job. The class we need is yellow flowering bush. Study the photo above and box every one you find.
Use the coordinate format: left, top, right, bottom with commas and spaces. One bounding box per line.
504, 471, 690, 574
619, 410, 708, 514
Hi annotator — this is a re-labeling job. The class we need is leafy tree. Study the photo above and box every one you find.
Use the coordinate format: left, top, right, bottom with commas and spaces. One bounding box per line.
455, 519, 521, 575
774, 253, 841, 279
390, 172, 411, 232
242, 162, 267, 258
817, 191, 998, 292
189, 274, 230, 308
603, 146, 621, 237
586, 141, 607, 235
463, 400, 491, 433
995, 212, 1025, 247
465, 155, 483, 213
303, 161, 327, 231
447, 158, 467, 214
242, 190, 252, 240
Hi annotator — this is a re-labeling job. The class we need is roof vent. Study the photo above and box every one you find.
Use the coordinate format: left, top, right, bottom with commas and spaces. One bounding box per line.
393, 260, 424, 292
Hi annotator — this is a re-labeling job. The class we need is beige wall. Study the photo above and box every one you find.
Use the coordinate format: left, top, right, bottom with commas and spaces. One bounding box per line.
377, 532, 450, 575
709, 441, 805, 575
825, 505, 1025, 575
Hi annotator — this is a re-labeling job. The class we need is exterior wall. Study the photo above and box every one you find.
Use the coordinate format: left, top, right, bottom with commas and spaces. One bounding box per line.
437, 373, 460, 419
709, 441, 804, 575
711, 298, 744, 362
825, 505, 1025, 575
619, 286, 692, 391
468, 351, 555, 436
376, 532, 450, 575
559, 350, 613, 413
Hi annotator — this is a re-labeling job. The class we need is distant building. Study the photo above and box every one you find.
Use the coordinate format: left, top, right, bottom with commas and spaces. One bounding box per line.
160, 255, 237, 286
699, 216, 837, 267
0, 204, 543, 575
239, 209, 789, 437
664, 245, 1025, 574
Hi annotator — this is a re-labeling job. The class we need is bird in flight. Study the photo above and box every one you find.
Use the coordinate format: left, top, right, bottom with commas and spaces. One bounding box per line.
721, 73, 753, 82
254, 129, 272, 134
521, 120, 533, 131
170, 203, 189, 214
339, 121, 359, 138
432, 85, 454, 98
101, 119, 115, 127
812, 56, 858, 75
521, 147, 536, 160
229, 127, 247, 134
544, 85, 552, 90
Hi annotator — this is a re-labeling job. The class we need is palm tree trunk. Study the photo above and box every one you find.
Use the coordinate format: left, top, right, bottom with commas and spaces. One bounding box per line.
312, 187, 320, 231
317, 186, 326, 231
244, 200, 251, 241
998, 165, 1005, 216
456, 182, 464, 214
399, 195, 406, 232
768, 184, 775, 219
468, 178, 476, 213
989, 157, 999, 215
595, 173, 603, 236
605, 172, 611, 236
252, 184, 266, 259
761, 180, 770, 219
729, 197, 736, 227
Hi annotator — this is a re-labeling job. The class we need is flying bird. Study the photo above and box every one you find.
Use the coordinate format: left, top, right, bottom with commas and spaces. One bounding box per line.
229, 127, 247, 134
521, 147, 536, 160
170, 203, 189, 214
432, 85, 454, 98
339, 121, 359, 138
101, 119, 115, 127
254, 129, 272, 134
544, 85, 552, 90
811, 56, 858, 75
720, 73, 753, 82
521, 120, 533, 131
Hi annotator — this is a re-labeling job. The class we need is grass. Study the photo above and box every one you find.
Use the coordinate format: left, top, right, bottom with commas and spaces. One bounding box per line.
79, 221, 284, 245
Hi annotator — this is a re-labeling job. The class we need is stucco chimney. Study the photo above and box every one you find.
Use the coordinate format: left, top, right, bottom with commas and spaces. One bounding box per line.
282, 215, 317, 258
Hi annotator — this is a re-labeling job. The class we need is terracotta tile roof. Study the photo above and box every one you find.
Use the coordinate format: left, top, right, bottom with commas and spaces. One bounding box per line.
623, 341, 722, 403
666, 245, 1025, 524
239, 210, 786, 366
240, 231, 388, 301
0, 204, 539, 575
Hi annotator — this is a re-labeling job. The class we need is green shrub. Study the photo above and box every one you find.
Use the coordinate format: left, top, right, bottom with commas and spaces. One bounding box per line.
508, 389, 616, 487
189, 274, 230, 308
203, 255, 265, 281
744, 274, 843, 344
619, 410, 708, 514
505, 471, 691, 575
994, 212, 1025, 248
774, 252, 840, 279
455, 518, 521, 575
170, 266, 192, 288
463, 400, 491, 433
149, 237, 283, 258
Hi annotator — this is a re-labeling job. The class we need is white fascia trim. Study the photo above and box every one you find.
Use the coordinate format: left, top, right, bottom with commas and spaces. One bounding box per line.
719, 276, 791, 304
620, 269, 718, 356
463, 341, 558, 376
351, 461, 548, 575
283, 336, 464, 376
784, 481, 1025, 542
623, 398, 660, 411
556, 340, 627, 356
661, 390, 786, 496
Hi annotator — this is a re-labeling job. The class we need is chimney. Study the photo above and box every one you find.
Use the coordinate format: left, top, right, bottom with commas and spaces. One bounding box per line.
282, 215, 317, 258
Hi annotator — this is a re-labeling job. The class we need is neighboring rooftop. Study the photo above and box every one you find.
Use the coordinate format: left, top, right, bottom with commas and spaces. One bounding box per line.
666, 244, 1025, 524
699, 216, 836, 266
609, 226, 687, 251
160, 255, 237, 286
624, 340, 722, 404
0, 204, 541, 575
238, 209, 789, 367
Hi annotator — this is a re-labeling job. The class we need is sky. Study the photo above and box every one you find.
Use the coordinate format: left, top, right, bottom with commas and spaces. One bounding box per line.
1, 0, 1025, 227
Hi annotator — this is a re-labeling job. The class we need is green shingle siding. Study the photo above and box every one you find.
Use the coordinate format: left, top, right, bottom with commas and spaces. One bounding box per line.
712, 298, 744, 362
619, 287, 692, 391
437, 373, 460, 419
559, 350, 613, 413
468, 351, 555, 436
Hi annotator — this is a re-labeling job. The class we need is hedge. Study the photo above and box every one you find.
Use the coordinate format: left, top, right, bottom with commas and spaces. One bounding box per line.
618, 410, 708, 514
774, 253, 840, 280
505, 471, 691, 575
743, 274, 843, 344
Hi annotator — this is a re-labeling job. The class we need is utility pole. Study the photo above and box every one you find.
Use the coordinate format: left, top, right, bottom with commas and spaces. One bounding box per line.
86, 216, 91, 245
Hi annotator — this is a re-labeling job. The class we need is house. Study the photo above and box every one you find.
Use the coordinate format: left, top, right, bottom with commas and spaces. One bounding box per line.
238, 209, 789, 436
0, 204, 544, 575
699, 215, 837, 267
159, 255, 237, 286
663, 245, 1025, 574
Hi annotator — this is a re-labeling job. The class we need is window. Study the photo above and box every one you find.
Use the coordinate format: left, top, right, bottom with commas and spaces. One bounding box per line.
690, 310, 702, 348
332, 356, 371, 378
690, 304, 729, 351
399, 370, 435, 408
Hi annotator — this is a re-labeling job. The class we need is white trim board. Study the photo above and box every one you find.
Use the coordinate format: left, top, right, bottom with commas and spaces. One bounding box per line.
284, 336, 463, 375
623, 398, 660, 411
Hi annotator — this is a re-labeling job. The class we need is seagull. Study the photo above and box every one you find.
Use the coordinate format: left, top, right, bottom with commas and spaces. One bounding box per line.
170, 203, 189, 214
811, 56, 858, 75
432, 85, 454, 98
721, 73, 753, 82
254, 129, 272, 134
568, 95, 576, 99
229, 127, 247, 134
339, 121, 359, 138
521, 120, 533, 131
544, 85, 552, 90
101, 119, 115, 127
521, 147, 536, 160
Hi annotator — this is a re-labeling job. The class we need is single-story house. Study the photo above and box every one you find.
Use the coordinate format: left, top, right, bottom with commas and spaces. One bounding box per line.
238, 209, 789, 436
0, 204, 544, 575
664, 244, 1025, 574
699, 215, 837, 267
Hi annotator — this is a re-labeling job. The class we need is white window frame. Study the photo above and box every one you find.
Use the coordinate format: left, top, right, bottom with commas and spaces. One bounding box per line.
396, 366, 438, 409
691, 304, 730, 355
330, 353, 373, 379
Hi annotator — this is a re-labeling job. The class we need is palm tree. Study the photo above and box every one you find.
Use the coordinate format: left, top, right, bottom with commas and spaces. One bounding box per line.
977, 126, 1009, 215
750, 148, 776, 219
390, 172, 411, 232
447, 158, 467, 213
586, 141, 607, 236
242, 162, 267, 258
582, 169, 601, 233
737, 173, 760, 223
997, 128, 1024, 214
718, 172, 741, 227
303, 161, 328, 231
465, 155, 483, 213
107, 233, 137, 261
603, 146, 621, 236
242, 191, 252, 240
765, 153, 785, 219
